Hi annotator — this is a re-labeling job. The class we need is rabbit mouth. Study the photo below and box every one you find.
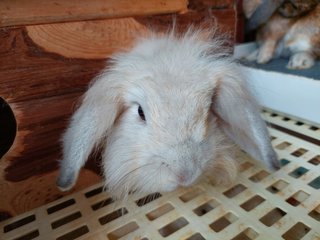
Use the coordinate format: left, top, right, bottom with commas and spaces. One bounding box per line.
157, 174, 200, 192
161, 168, 201, 191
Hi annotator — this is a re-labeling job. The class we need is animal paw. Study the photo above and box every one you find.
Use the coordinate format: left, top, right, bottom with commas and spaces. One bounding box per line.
287, 52, 315, 69
257, 49, 273, 64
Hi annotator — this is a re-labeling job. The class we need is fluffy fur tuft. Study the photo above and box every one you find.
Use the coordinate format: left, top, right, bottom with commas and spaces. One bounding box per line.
57, 27, 279, 199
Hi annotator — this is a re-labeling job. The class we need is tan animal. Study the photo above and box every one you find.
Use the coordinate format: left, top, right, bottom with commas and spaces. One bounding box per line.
247, 4, 320, 69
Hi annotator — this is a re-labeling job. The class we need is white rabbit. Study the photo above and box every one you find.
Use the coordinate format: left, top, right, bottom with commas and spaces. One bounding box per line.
57, 28, 279, 198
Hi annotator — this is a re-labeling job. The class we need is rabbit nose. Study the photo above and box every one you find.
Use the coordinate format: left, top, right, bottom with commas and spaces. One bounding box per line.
178, 174, 187, 185
177, 171, 193, 187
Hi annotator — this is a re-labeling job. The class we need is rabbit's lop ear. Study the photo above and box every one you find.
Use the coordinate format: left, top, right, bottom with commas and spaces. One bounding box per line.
212, 68, 279, 170
56, 73, 123, 191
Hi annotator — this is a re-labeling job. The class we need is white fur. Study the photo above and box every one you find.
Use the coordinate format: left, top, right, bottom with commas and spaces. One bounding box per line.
57, 29, 278, 198
285, 35, 311, 53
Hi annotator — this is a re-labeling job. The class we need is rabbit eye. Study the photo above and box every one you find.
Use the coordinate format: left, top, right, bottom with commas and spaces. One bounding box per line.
138, 105, 146, 121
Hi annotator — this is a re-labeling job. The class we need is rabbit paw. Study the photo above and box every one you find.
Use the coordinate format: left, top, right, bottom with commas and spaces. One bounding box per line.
287, 52, 315, 69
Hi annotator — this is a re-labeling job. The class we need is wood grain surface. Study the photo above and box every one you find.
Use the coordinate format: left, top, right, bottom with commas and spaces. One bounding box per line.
188, 0, 235, 10
0, 0, 188, 27
26, 19, 150, 59
0, 8, 236, 221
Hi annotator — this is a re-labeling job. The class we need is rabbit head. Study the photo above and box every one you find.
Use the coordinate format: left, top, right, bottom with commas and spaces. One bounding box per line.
57, 29, 279, 198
